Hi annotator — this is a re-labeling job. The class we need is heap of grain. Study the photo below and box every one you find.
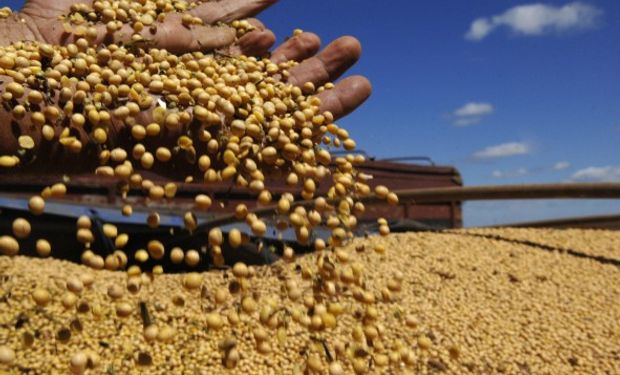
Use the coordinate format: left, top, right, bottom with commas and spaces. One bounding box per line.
1, 229, 620, 374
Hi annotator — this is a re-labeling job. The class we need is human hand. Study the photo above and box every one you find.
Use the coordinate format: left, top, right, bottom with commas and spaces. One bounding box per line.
270, 32, 371, 119
17, 0, 277, 54
0, 1, 371, 174
10, 0, 368, 120
16, 0, 370, 118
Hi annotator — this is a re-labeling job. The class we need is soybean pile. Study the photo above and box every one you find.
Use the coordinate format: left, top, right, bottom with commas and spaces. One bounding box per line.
0, 229, 619, 374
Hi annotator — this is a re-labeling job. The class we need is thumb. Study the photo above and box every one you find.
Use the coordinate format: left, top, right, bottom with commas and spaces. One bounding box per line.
190, 0, 279, 25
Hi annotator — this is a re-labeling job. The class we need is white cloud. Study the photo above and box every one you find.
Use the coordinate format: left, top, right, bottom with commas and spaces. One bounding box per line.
453, 117, 482, 127
454, 102, 494, 117
467, 19, 495, 41
492, 167, 530, 178
473, 142, 530, 159
571, 166, 620, 181
465, 2, 603, 41
451, 102, 494, 127
553, 161, 571, 170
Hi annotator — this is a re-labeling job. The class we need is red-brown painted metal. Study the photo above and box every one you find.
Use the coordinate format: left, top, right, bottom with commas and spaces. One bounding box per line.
0, 159, 463, 228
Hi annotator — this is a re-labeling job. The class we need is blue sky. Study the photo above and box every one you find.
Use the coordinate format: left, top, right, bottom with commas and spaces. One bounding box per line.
5, 0, 620, 225
260, 0, 620, 225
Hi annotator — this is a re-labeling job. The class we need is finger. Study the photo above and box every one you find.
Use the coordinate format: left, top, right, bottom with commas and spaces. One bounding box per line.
245, 18, 266, 31
229, 18, 274, 56
190, 0, 278, 25
286, 36, 362, 87
271, 32, 321, 64
235, 28, 276, 57
316, 75, 372, 120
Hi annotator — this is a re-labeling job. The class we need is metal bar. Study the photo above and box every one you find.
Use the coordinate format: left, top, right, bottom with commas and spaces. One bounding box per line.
388, 183, 620, 203
379, 156, 435, 165
490, 214, 620, 229
195, 183, 620, 231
